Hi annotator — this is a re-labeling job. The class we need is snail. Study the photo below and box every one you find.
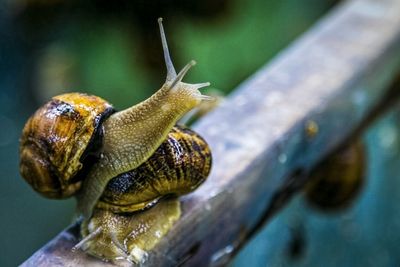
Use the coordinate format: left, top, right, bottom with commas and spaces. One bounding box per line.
304, 140, 365, 211
19, 18, 212, 263
76, 125, 211, 263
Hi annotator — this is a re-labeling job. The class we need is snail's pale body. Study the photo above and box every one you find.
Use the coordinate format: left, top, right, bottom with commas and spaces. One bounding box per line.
78, 199, 181, 264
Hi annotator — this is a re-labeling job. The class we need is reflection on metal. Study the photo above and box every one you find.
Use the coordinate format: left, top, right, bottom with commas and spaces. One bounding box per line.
22, 0, 400, 266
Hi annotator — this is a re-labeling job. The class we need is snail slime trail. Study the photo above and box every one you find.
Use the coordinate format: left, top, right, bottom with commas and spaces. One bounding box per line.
19, 18, 212, 264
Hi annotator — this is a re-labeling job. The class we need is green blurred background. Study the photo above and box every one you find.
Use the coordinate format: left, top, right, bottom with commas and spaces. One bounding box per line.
0, 0, 338, 266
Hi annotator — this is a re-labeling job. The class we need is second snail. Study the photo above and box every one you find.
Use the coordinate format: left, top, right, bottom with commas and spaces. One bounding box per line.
19, 18, 213, 264
304, 140, 365, 212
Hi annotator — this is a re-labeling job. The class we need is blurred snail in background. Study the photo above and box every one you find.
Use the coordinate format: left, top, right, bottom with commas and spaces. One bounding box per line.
304, 139, 365, 211
19, 18, 212, 264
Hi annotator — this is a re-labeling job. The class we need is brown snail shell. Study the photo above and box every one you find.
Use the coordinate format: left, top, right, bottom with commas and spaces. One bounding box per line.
96, 125, 212, 213
305, 140, 365, 211
19, 93, 114, 198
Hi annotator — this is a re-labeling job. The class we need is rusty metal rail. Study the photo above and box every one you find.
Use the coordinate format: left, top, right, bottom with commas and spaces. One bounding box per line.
22, 0, 400, 266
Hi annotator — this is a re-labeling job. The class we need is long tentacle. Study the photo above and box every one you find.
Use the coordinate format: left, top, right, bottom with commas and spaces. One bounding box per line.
158, 18, 177, 81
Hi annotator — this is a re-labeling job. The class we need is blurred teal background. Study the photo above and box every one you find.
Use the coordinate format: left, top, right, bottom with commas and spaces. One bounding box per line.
232, 109, 400, 267
0, 0, 342, 266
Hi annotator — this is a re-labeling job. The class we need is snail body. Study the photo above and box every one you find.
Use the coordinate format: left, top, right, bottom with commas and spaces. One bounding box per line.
19, 18, 212, 264
78, 198, 181, 264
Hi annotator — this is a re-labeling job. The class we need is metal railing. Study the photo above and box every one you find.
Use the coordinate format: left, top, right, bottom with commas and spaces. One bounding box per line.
23, 0, 400, 266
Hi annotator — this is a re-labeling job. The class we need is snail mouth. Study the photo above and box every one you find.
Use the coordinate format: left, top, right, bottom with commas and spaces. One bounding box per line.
180, 82, 213, 101
166, 79, 213, 106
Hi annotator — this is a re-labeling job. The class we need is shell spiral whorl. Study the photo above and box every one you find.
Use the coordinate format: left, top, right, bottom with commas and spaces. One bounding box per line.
97, 125, 212, 213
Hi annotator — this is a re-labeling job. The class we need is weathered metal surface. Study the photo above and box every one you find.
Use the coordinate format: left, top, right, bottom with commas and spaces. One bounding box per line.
22, 0, 400, 266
